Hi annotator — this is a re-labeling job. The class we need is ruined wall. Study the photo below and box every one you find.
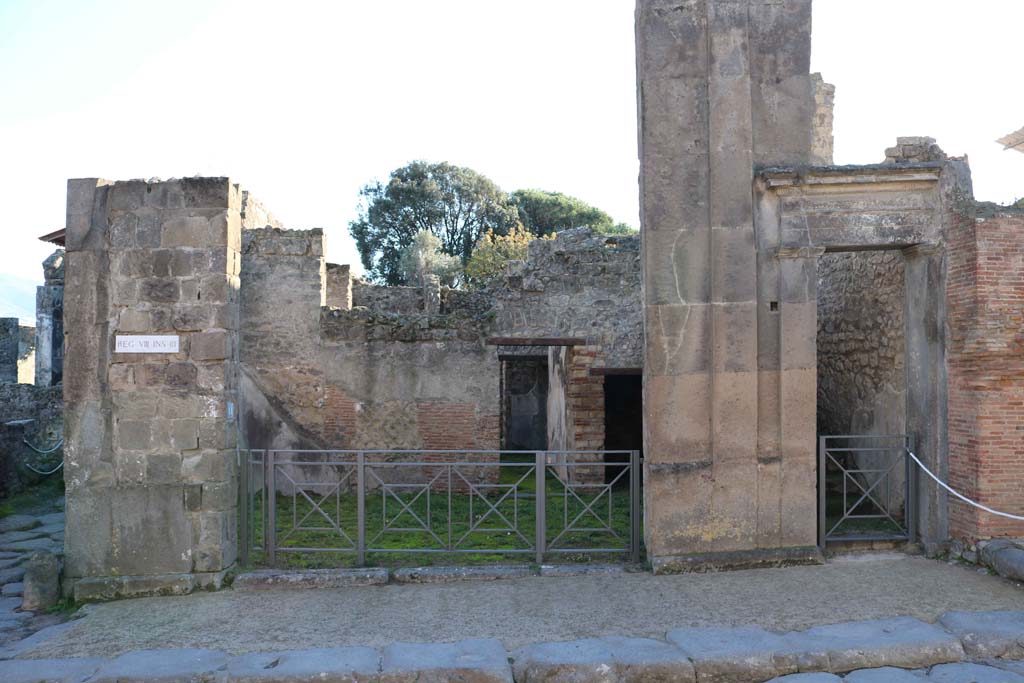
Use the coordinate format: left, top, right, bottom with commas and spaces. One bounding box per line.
62, 177, 241, 600
0, 383, 63, 498
0, 318, 17, 384
239, 227, 325, 450
817, 251, 906, 437
947, 210, 1024, 541
18, 325, 36, 384
811, 74, 835, 166
325, 263, 352, 310
352, 280, 423, 314
492, 229, 642, 369
35, 249, 65, 387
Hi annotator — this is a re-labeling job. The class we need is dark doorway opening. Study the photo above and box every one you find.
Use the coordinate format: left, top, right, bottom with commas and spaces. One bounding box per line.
603, 374, 642, 484
501, 358, 548, 451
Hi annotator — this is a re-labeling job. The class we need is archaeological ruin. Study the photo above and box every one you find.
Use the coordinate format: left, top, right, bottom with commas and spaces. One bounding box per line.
1, 0, 1022, 601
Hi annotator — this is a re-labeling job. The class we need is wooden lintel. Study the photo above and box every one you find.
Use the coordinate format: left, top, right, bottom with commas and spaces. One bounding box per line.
498, 354, 548, 362
589, 367, 643, 376
486, 337, 585, 347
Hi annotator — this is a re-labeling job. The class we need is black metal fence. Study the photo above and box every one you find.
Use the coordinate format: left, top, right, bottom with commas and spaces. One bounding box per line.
239, 449, 642, 567
818, 434, 916, 546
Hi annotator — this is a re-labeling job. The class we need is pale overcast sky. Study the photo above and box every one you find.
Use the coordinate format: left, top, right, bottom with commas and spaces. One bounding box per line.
1, 0, 1021, 323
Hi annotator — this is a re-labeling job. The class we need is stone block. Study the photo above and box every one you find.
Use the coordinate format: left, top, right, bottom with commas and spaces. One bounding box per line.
191, 330, 230, 361
63, 492, 113, 580
0, 658, 106, 683
181, 177, 231, 208
939, 610, 1024, 660
644, 372, 711, 461
90, 648, 228, 683
233, 567, 389, 590
766, 675, 840, 683
109, 486, 192, 575
145, 453, 183, 485
842, 669, 925, 682
712, 227, 756, 302
511, 636, 695, 683
201, 480, 236, 511
139, 278, 180, 303
668, 617, 961, 682
712, 303, 757, 373
72, 572, 195, 602
644, 229, 710, 305
381, 638, 512, 683
161, 216, 211, 248
227, 646, 381, 682
636, 1, 707, 80
182, 450, 232, 483
114, 419, 153, 450
20, 551, 60, 612
645, 303, 710, 375
391, 565, 533, 584
169, 419, 200, 450
926, 663, 1024, 682
0, 516, 41, 534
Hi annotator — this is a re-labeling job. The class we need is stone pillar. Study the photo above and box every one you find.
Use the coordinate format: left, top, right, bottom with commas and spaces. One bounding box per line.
0, 318, 17, 384
637, 0, 819, 570
903, 244, 948, 550
63, 177, 242, 600
35, 249, 65, 387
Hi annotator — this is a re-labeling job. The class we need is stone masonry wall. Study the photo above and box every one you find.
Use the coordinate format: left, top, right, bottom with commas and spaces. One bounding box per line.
817, 251, 907, 437
811, 73, 835, 165
18, 325, 36, 384
947, 210, 1024, 541
239, 227, 325, 449
325, 263, 353, 310
62, 177, 241, 600
492, 228, 642, 370
35, 249, 65, 387
0, 318, 17, 384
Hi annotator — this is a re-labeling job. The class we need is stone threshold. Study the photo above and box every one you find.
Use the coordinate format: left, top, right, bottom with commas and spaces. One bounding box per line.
1, 610, 1022, 682
233, 563, 643, 590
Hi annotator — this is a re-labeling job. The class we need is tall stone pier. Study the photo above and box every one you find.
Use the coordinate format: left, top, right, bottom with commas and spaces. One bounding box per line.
63, 177, 242, 599
637, 0, 820, 569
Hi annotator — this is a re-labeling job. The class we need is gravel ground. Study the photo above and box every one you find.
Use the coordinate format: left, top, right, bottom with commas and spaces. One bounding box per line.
20, 554, 1024, 659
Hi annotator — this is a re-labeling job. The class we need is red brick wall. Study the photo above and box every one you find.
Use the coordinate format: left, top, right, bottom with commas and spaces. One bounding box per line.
323, 386, 357, 446
567, 346, 606, 452
947, 212, 1024, 541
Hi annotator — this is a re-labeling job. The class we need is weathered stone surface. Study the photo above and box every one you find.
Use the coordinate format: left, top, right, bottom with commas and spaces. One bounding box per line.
89, 648, 228, 682
667, 617, 962, 682
392, 565, 533, 584
512, 636, 695, 683
381, 639, 513, 683
233, 568, 388, 590
0, 657, 104, 683
842, 668, 925, 682
925, 662, 1024, 682
21, 551, 60, 611
1, 583, 22, 598
0, 517, 42, 534
73, 573, 196, 603
0, 567, 26, 585
940, 610, 1024, 659
227, 646, 380, 682
765, 674, 841, 683
538, 564, 636, 577
0, 537, 60, 554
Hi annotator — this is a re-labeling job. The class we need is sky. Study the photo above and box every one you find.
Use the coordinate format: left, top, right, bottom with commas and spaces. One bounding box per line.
1, 0, 1022, 323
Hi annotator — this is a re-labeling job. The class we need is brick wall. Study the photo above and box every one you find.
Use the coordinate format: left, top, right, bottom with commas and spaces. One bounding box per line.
947, 211, 1024, 540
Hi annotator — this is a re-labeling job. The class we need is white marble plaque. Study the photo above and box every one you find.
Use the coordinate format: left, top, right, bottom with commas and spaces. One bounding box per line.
115, 335, 180, 354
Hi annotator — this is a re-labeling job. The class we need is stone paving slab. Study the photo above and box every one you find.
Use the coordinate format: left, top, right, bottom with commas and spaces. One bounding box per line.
88, 648, 229, 682
227, 646, 380, 682
0, 566, 27, 585
0, 538, 58, 553
0, 656, 104, 683
925, 662, 1024, 681
940, 610, 1024, 660
0, 516, 42, 534
381, 638, 513, 683
3, 582, 24, 597
843, 668, 925, 682
512, 636, 695, 683
667, 617, 963, 682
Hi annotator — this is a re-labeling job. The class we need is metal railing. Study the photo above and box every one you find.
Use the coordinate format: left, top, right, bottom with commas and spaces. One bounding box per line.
239, 449, 642, 567
818, 434, 916, 546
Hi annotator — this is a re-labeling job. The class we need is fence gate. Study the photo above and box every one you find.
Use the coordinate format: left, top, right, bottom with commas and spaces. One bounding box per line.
818, 434, 917, 546
238, 449, 643, 567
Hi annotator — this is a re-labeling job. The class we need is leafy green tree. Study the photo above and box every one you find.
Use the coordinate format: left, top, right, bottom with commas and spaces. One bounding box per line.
399, 230, 462, 287
511, 189, 635, 236
464, 225, 552, 288
349, 161, 521, 285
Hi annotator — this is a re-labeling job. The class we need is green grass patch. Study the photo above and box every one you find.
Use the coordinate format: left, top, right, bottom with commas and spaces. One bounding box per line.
243, 456, 640, 569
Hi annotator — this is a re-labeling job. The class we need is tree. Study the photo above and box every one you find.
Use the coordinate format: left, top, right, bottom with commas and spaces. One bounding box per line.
349, 161, 521, 285
464, 225, 551, 288
399, 230, 462, 288
511, 189, 635, 236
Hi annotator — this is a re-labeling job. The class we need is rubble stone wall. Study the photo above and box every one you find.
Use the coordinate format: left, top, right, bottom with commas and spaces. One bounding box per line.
0, 318, 17, 384
18, 325, 36, 384
816, 251, 907, 437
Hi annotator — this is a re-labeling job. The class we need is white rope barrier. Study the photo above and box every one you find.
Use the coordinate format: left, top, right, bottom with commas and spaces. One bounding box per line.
908, 450, 1024, 522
